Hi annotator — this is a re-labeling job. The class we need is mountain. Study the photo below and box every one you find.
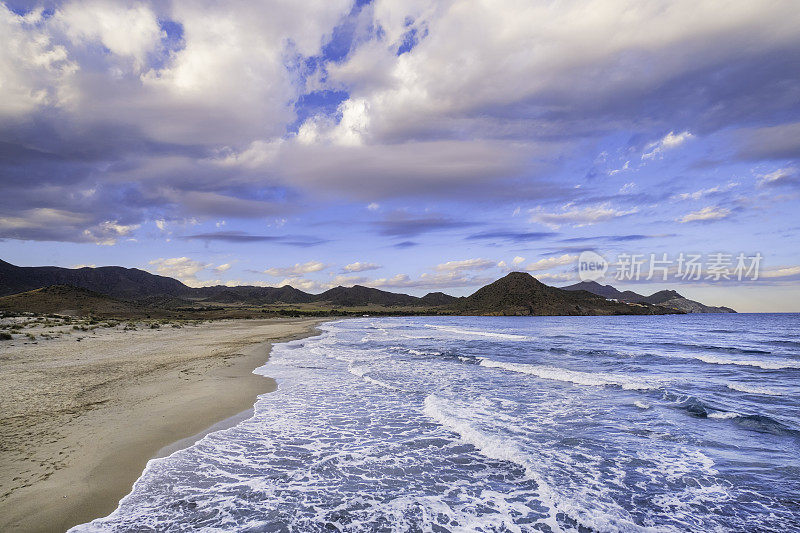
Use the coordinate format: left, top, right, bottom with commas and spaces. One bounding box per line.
0, 260, 736, 315
419, 292, 459, 306
313, 285, 422, 307
0, 259, 189, 300
0, 285, 149, 317
561, 281, 736, 313
192, 285, 314, 304
452, 272, 678, 316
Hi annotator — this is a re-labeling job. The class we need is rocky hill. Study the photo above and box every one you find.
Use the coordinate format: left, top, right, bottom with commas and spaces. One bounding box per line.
453, 272, 678, 316
562, 281, 735, 313
0, 259, 189, 300
0, 285, 149, 317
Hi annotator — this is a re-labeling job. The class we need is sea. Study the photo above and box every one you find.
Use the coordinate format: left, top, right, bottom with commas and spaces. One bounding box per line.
73, 314, 800, 532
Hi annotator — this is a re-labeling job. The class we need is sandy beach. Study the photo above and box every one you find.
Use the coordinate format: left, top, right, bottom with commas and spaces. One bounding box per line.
0, 317, 326, 533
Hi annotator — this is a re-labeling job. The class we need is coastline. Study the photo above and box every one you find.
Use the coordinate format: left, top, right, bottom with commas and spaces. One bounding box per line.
0, 317, 327, 533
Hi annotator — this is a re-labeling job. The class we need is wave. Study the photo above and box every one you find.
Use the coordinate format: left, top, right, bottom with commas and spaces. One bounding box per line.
669, 395, 799, 436
726, 383, 784, 396
422, 395, 659, 532
347, 365, 398, 390
477, 358, 656, 390
692, 354, 800, 370
424, 324, 530, 340
766, 339, 800, 349
658, 341, 772, 355
733, 414, 800, 437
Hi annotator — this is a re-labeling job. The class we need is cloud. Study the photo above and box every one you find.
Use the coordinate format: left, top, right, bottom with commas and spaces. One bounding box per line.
761, 266, 800, 279
735, 122, 800, 161
434, 258, 497, 272
181, 231, 328, 247
757, 167, 798, 187
533, 272, 575, 282
673, 182, 739, 200
561, 234, 676, 243
214, 263, 232, 273
641, 131, 694, 160
367, 272, 495, 290
263, 260, 327, 277
0, 5, 77, 119
1, 0, 799, 247
342, 262, 382, 273
376, 213, 475, 237
147, 256, 228, 287
525, 254, 577, 272
56, 0, 163, 69
367, 202, 380, 211
529, 204, 639, 229
678, 206, 731, 223
466, 230, 558, 242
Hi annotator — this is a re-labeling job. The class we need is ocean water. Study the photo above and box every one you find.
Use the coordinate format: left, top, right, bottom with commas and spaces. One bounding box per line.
74, 314, 800, 532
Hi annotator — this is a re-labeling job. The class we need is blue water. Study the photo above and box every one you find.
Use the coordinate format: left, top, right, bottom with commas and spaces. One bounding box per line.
75, 315, 800, 532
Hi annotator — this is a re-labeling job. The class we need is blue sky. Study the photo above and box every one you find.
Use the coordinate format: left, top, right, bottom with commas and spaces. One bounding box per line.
1, 0, 799, 311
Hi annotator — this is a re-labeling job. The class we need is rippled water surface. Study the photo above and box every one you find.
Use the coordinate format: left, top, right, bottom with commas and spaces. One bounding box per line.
75, 314, 800, 532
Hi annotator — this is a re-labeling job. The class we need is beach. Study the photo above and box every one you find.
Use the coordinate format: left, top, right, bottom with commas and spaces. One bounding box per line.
0, 317, 325, 533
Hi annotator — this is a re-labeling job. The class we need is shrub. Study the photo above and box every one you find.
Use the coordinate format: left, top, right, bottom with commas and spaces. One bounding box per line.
0, 332, 12, 340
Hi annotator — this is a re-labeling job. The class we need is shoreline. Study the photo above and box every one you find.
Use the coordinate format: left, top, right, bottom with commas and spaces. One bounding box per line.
0, 317, 327, 533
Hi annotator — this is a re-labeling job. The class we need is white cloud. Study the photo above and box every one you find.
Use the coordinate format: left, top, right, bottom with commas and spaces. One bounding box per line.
367, 271, 494, 290
609, 161, 630, 176
761, 266, 800, 279
57, 0, 163, 70
435, 258, 497, 272
271, 277, 323, 292
677, 206, 731, 223
148, 256, 211, 286
263, 260, 327, 277
526, 254, 577, 272
343, 262, 382, 273
0, 5, 77, 118
673, 182, 738, 200
533, 272, 575, 282
618, 182, 636, 193
642, 131, 694, 160
214, 263, 232, 273
367, 202, 380, 211
529, 204, 638, 229
758, 167, 797, 186
83, 220, 140, 245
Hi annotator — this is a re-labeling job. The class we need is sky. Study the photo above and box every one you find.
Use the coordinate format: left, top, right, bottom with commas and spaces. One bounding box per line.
1, 0, 799, 312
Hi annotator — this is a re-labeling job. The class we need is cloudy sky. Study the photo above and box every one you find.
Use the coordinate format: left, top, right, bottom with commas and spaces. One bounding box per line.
1, 0, 799, 311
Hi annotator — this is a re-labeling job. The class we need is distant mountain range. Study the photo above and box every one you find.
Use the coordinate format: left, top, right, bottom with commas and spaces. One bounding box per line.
562, 281, 735, 313
0, 259, 733, 317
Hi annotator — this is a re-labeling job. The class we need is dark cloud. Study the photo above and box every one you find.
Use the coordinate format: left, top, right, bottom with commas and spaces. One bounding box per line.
181, 231, 328, 247
466, 230, 559, 242
375, 214, 478, 238
561, 234, 677, 243
734, 122, 800, 161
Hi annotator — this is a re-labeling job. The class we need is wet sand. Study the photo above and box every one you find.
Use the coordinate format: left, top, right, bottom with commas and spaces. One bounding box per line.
0, 318, 326, 532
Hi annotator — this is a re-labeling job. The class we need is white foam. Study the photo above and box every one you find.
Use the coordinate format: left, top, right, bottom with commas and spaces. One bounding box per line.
726, 382, 784, 396
693, 354, 800, 370
422, 395, 562, 531
708, 411, 740, 419
348, 364, 398, 390
424, 324, 530, 340
634, 401, 651, 409
478, 358, 656, 390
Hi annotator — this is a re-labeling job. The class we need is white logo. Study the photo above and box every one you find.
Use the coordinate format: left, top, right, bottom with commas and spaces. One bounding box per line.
578, 251, 608, 281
